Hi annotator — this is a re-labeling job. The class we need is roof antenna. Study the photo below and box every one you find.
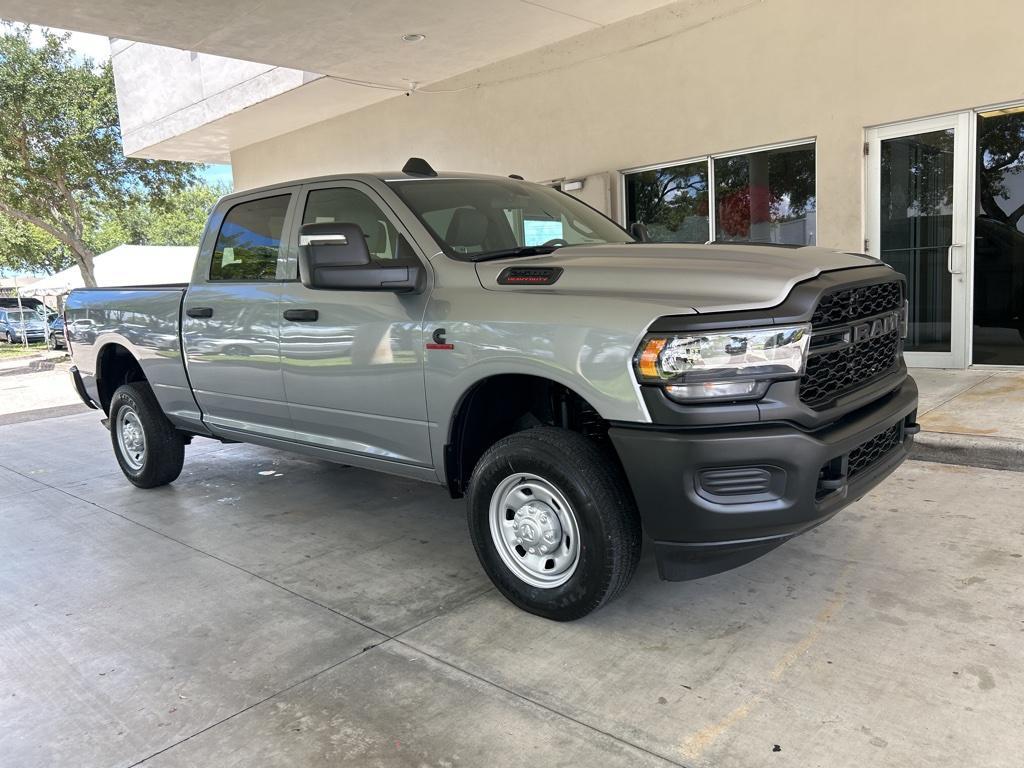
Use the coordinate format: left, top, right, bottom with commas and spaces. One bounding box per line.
508, 174, 524, 180
402, 157, 437, 177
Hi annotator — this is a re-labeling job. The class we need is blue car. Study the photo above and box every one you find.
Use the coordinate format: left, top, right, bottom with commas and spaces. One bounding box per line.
0, 307, 46, 344
48, 315, 67, 350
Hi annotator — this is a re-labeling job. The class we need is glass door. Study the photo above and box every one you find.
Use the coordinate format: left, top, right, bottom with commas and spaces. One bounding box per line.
974, 106, 1024, 365
866, 113, 971, 368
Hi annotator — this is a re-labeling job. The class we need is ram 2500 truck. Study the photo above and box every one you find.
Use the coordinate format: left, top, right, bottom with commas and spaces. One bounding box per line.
65, 160, 919, 621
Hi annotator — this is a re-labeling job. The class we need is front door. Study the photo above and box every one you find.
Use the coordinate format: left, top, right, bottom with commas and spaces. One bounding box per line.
866, 113, 971, 368
278, 181, 433, 467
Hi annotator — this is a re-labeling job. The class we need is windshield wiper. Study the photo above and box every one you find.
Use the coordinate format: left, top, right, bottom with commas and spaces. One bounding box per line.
470, 245, 561, 263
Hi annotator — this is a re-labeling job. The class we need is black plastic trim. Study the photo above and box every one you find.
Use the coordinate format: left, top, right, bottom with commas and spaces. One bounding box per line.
69, 366, 99, 409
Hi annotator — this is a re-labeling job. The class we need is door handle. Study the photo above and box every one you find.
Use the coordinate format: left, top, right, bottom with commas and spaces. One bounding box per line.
186, 306, 213, 318
947, 243, 964, 275
283, 309, 319, 322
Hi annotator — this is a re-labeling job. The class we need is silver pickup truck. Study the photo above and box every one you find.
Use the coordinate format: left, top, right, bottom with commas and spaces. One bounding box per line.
66, 159, 919, 620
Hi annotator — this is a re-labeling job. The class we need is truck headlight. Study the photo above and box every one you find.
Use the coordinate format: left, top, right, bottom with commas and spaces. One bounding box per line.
634, 325, 810, 403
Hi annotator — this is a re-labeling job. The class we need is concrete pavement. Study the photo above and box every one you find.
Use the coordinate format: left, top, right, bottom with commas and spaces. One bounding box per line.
913, 368, 1024, 470
2, 410, 1022, 767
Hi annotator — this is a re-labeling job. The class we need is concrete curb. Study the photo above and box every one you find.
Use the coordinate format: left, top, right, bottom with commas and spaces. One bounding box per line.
0, 353, 70, 377
912, 431, 1024, 473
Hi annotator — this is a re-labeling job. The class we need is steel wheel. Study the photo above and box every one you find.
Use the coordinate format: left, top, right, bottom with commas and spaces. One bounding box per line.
488, 472, 580, 589
116, 405, 148, 471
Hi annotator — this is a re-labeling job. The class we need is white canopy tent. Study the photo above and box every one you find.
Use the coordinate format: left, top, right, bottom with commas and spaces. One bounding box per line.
19, 245, 198, 299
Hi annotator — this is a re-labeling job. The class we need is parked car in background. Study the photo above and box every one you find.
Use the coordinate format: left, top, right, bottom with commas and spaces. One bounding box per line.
0, 297, 45, 315
48, 315, 67, 349
0, 308, 47, 344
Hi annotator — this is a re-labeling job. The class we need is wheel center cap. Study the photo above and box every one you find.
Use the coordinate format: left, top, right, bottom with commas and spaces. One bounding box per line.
513, 501, 562, 554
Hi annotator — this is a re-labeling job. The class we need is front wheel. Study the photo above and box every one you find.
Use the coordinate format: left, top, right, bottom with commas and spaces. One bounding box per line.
467, 427, 642, 621
47, 333, 56, 350
5, 331, 14, 344
109, 382, 185, 488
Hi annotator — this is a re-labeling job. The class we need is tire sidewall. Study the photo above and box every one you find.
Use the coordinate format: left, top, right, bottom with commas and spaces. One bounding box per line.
110, 388, 149, 483
468, 440, 614, 619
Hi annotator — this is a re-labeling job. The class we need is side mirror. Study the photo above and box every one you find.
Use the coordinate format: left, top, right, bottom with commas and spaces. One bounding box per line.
298, 223, 424, 293
629, 221, 651, 243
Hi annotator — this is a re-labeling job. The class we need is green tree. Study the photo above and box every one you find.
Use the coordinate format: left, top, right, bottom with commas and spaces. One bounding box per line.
144, 184, 225, 245
0, 25, 199, 286
0, 214, 72, 274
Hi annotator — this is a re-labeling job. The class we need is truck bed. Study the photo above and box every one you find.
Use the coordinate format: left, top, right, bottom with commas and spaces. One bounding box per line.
64, 285, 203, 431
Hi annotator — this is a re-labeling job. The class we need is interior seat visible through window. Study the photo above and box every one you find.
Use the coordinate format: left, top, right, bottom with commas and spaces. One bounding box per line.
302, 187, 404, 261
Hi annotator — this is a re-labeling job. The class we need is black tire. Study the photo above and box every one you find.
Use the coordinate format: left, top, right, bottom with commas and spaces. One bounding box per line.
467, 427, 642, 621
46, 333, 56, 350
5, 331, 14, 344
109, 382, 185, 488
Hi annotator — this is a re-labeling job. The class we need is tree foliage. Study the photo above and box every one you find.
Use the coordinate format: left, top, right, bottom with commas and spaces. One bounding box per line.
0, 25, 200, 285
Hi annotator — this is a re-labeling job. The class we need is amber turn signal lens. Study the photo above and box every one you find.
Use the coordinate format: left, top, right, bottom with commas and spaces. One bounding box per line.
637, 338, 667, 379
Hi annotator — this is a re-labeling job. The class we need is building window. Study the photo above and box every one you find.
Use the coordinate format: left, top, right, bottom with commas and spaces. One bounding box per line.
624, 142, 816, 246
624, 160, 709, 243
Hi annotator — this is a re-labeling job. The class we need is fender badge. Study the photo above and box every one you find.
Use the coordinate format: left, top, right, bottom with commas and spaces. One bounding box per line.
426, 327, 454, 350
497, 266, 563, 285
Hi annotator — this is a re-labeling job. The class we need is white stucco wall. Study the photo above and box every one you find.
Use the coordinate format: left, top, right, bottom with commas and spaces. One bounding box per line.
112, 40, 316, 162
227, 0, 1024, 251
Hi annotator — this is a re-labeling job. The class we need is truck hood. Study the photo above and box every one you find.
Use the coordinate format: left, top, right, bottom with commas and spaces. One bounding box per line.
475, 243, 879, 313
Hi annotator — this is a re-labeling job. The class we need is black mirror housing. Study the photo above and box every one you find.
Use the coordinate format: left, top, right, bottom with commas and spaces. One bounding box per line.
629, 221, 651, 243
298, 223, 424, 293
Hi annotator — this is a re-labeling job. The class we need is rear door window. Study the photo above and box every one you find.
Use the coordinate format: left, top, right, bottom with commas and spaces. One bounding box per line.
210, 194, 291, 281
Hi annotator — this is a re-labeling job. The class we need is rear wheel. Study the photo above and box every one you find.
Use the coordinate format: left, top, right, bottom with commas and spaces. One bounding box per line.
109, 382, 185, 488
467, 427, 641, 621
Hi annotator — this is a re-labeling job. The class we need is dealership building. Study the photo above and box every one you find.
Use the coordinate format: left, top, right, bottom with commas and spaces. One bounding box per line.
9, 0, 1024, 369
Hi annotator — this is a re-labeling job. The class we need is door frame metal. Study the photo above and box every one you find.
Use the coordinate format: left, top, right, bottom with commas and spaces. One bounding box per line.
864, 112, 972, 369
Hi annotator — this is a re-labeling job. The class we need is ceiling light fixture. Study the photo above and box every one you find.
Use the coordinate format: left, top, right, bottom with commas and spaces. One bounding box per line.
402, 33, 426, 43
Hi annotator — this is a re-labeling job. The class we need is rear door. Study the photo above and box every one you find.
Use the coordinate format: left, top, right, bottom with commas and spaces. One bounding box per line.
182, 189, 298, 436
277, 180, 433, 466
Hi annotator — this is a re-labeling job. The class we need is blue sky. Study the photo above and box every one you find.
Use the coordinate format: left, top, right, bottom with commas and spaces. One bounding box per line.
200, 164, 234, 189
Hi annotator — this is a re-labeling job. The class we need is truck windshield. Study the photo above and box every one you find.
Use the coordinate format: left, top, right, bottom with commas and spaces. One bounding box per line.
388, 178, 632, 261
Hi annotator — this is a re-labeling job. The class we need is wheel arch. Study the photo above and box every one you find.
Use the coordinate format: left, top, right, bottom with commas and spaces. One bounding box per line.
443, 373, 615, 499
96, 342, 148, 414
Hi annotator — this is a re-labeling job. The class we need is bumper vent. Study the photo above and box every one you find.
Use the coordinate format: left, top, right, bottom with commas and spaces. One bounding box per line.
696, 466, 785, 504
847, 422, 903, 479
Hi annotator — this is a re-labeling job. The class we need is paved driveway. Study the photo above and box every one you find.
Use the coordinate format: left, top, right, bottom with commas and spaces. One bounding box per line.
1, 412, 1021, 767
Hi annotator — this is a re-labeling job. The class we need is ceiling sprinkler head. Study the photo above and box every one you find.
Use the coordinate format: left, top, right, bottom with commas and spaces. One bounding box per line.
402, 33, 426, 43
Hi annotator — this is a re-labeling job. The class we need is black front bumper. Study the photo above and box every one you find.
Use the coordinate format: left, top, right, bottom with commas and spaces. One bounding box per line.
609, 377, 919, 580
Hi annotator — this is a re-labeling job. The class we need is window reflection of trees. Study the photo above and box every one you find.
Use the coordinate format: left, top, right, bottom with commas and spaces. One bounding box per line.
979, 112, 1024, 230
626, 162, 709, 243
625, 145, 816, 245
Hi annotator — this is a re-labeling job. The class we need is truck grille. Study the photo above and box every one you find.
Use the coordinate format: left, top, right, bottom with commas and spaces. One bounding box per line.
811, 281, 903, 327
800, 280, 904, 408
